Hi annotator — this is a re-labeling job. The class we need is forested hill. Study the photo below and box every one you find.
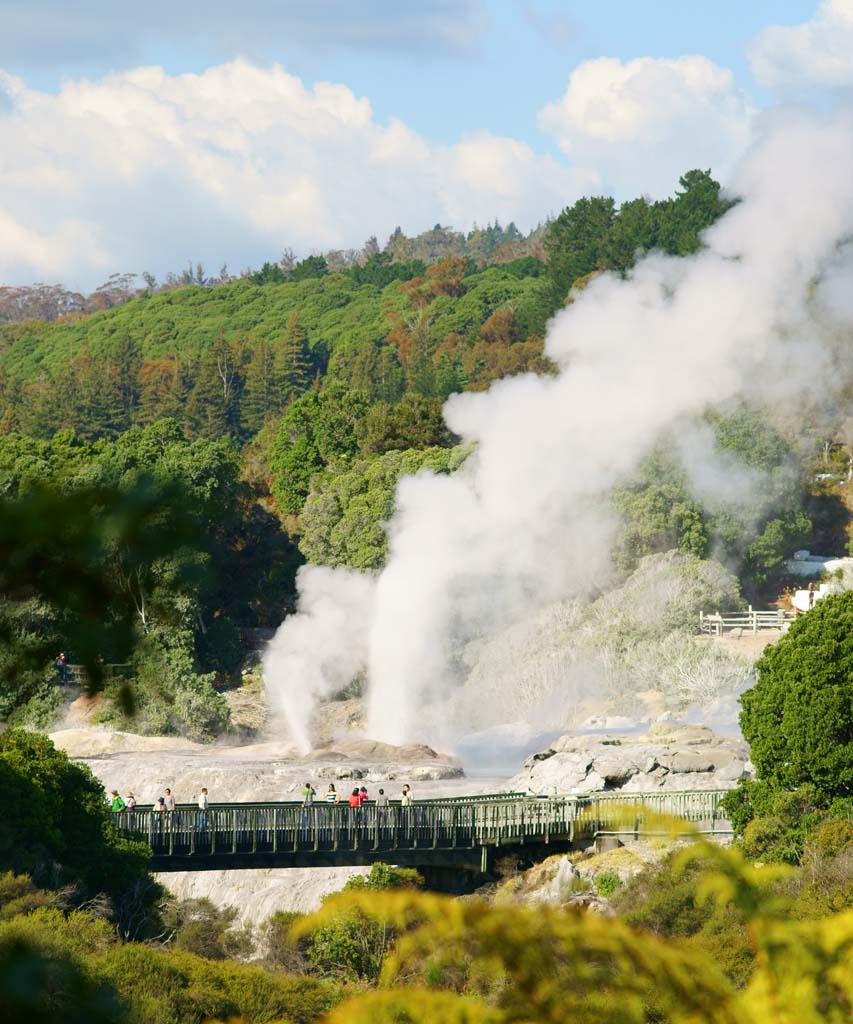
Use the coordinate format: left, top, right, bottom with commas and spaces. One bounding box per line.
7, 168, 815, 739
0, 169, 728, 444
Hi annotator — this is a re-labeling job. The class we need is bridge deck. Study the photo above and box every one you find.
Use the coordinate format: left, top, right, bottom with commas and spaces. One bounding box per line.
114, 790, 733, 872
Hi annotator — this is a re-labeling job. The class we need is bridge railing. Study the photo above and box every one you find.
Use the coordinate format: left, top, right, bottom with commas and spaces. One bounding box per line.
114, 790, 732, 861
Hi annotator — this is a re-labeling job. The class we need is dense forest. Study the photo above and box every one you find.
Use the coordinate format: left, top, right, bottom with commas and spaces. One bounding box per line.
0, 169, 840, 734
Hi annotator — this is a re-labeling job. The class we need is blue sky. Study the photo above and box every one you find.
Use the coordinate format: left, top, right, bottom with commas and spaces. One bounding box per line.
0, 0, 844, 287
0, 1, 815, 143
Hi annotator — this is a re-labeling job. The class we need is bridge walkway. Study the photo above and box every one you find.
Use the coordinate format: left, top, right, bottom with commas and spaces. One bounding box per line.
114, 791, 733, 873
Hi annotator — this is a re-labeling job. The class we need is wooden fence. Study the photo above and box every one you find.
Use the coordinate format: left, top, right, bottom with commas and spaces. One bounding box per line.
698, 607, 794, 636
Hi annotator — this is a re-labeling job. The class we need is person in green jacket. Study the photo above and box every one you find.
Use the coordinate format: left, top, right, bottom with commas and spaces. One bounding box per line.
109, 790, 125, 812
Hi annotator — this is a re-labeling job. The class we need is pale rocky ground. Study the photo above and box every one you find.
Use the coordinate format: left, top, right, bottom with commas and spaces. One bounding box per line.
507, 723, 750, 795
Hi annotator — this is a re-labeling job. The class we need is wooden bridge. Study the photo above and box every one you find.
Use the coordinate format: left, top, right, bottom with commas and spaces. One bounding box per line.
113, 790, 733, 876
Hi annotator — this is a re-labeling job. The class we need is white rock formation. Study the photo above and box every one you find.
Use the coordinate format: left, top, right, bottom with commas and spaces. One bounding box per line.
508, 724, 749, 795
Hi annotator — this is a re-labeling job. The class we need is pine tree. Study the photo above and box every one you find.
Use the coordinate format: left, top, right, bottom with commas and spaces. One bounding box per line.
274, 312, 312, 405
241, 340, 281, 435
65, 354, 125, 439
138, 358, 184, 425
186, 337, 246, 439
113, 333, 143, 425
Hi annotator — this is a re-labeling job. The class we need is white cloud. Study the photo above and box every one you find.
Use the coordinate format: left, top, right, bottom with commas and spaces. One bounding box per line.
538, 55, 756, 198
0, 59, 594, 288
749, 0, 853, 91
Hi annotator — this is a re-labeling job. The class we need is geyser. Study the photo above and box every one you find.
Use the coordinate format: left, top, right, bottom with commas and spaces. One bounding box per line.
266, 107, 853, 753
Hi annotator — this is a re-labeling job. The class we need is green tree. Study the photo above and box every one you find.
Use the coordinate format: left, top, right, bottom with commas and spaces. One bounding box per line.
545, 196, 615, 302
275, 311, 313, 405
186, 337, 245, 440
0, 730, 150, 897
270, 385, 369, 516
241, 340, 280, 435
291, 255, 329, 281
299, 446, 463, 570
740, 591, 853, 799
657, 169, 734, 256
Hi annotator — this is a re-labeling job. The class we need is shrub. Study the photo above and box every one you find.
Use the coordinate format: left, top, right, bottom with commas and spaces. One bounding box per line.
594, 871, 623, 898
740, 591, 853, 799
263, 909, 310, 972
161, 898, 252, 961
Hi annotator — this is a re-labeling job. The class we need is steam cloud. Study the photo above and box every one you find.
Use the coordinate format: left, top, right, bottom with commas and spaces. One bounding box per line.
265, 107, 853, 753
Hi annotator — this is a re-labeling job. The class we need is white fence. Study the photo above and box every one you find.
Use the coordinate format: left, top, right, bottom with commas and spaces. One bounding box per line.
698, 606, 794, 636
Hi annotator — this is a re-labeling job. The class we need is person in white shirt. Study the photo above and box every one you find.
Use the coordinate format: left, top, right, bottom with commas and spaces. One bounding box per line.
163, 789, 176, 812
197, 787, 209, 830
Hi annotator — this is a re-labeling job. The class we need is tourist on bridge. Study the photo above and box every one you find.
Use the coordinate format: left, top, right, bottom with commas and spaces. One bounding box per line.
376, 788, 389, 827
125, 791, 136, 811
401, 784, 413, 830
110, 790, 125, 813
300, 782, 315, 837
348, 787, 361, 826
358, 785, 369, 805
164, 789, 176, 812
324, 784, 339, 804
197, 788, 209, 830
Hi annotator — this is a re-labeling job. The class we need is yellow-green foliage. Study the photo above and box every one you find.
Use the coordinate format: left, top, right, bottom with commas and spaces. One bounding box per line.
0, 903, 339, 1024
294, 840, 853, 1024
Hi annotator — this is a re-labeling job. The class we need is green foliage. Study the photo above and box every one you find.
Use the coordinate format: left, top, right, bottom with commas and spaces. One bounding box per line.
270, 385, 369, 515
344, 863, 424, 892
613, 406, 809, 590
0, 730, 151, 897
740, 592, 853, 798
161, 897, 252, 961
593, 871, 623, 898
0, 901, 338, 1024
303, 862, 424, 982
300, 446, 465, 570
0, 420, 299, 726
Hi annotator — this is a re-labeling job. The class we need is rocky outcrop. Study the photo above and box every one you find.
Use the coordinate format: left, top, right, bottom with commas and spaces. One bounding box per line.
507, 724, 750, 794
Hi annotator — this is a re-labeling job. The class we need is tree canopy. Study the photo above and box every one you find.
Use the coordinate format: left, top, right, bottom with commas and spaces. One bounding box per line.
741, 591, 853, 798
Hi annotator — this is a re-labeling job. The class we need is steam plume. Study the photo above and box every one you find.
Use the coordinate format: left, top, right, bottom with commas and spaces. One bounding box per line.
266, 107, 853, 751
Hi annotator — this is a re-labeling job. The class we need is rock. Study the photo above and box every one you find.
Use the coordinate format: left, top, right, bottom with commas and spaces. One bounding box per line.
508, 724, 748, 795
641, 724, 715, 746
409, 764, 465, 781
658, 752, 714, 774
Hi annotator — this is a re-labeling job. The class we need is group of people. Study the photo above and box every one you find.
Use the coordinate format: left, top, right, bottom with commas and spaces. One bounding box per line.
107, 782, 417, 834
108, 787, 209, 823
300, 782, 415, 827
301, 782, 413, 807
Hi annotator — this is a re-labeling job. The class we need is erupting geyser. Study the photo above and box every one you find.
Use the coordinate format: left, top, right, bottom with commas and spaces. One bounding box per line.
266, 107, 853, 754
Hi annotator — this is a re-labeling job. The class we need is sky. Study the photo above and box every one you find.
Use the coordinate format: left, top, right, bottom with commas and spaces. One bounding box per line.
0, 0, 849, 289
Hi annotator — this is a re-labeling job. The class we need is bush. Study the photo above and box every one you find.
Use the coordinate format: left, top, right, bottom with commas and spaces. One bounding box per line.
263, 909, 309, 972
734, 786, 827, 865
161, 898, 252, 961
594, 871, 623, 898
611, 854, 712, 937
0, 730, 151, 898
803, 819, 853, 863
740, 591, 853, 799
